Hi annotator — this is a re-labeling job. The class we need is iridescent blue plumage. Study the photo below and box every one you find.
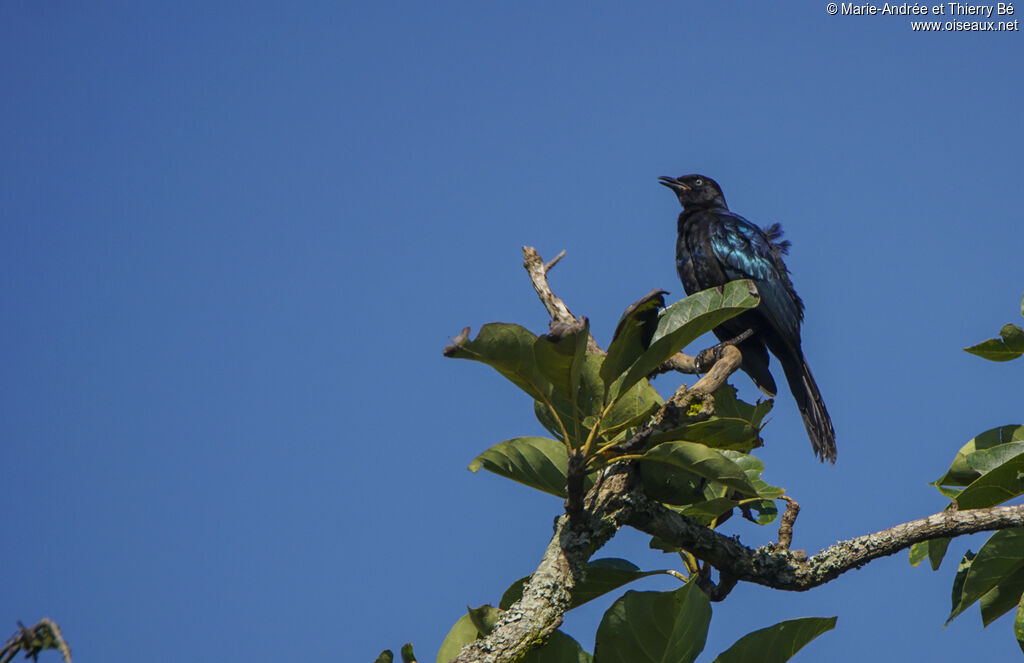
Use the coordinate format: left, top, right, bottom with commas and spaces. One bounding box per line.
660, 174, 836, 463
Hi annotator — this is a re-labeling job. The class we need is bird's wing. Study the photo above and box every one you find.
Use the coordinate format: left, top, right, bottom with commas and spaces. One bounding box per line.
706, 211, 805, 343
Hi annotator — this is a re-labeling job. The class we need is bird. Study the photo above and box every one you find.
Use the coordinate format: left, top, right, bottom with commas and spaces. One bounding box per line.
658, 174, 836, 463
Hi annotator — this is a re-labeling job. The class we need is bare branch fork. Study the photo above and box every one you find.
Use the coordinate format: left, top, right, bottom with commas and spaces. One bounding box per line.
1, 619, 72, 663
452, 247, 1024, 663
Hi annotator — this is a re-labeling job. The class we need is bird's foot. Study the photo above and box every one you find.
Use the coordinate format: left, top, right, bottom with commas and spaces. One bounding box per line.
695, 346, 721, 373
695, 328, 754, 372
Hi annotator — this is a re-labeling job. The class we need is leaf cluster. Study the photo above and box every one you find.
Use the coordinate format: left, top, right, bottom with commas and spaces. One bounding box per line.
909, 295, 1024, 653
429, 282, 838, 661
447, 282, 779, 525
436, 579, 834, 663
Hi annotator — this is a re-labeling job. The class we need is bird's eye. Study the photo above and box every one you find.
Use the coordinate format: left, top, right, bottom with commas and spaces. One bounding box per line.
694, 179, 704, 186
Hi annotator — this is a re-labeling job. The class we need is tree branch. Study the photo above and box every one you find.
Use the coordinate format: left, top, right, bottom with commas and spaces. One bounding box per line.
614, 344, 744, 455
629, 496, 1024, 591
451, 467, 636, 663
450, 247, 1024, 662
777, 496, 800, 551
522, 246, 575, 326
1, 619, 72, 663
653, 352, 700, 375
690, 344, 743, 394
522, 247, 603, 354
454, 460, 1024, 662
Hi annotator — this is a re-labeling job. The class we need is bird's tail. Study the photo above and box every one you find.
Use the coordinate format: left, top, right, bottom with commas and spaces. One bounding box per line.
779, 350, 837, 463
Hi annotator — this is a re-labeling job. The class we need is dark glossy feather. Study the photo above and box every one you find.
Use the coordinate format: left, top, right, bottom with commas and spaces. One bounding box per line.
664, 174, 836, 462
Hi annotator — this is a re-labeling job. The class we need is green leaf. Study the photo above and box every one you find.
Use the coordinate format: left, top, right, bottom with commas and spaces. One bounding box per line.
955, 453, 1024, 509
466, 605, 501, 636
469, 437, 591, 498
949, 528, 1024, 624
640, 442, 761, 497
947, 550, 976, 625
651, 419, 760, 452
965, 323, 1024, 361
1004, 323, 1024, 350
720, 451, 785, 499
929, 538, 952, 569
930, 538, 951, 570
967, 442, 1024, 474
676, 497, 740, 525
436, 610, 591, 663
711, 616, 837, 663
542, 354, 606, 448
374, 650, 394, 663
445, 324, 605, 448
533, 400, 566, 442
909, 542, 928, 568
444, 323, 551, 401
606, 281, 760, 403
594, 583, 711, 663
934, 425, 1024, 491
533, 319, 590, 401
648, 387, 772, 453
601, 289, 669, 388
909, 539, 950, 570
601, 378, 664, 436
436, 606, 503, 662
435, 612, 484, 663
649, 535, 682, 554
980, 566, 1024, 627
500, 558, 659, 611
639, 461, 706, 507
1015, 593, 1024, 654
709, 384, 773, 430
400, 644, 417, 663
520, 630, 592, 663
743, 498, 780, 525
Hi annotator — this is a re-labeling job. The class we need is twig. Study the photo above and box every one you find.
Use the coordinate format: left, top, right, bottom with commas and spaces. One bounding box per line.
522, 246, 603, 354
564, 450, 586, 517
695, 569, 738, 602
523, 246, 576, 325
653, 352, 701, 375
0, 619, 72, 663
544, 249, 567, 272
777, 496, 800, 551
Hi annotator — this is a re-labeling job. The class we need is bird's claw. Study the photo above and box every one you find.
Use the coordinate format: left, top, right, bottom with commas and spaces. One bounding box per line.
695, 346, 720, 373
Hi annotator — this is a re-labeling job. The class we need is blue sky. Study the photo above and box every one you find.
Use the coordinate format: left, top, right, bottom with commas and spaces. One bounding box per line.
2, 3, 1022, 662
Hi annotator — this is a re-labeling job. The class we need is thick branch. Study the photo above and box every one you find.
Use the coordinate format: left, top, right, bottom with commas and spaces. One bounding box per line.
629, 498, 1024, 591
452, 467, 636, 663
453, 458, 1024, 663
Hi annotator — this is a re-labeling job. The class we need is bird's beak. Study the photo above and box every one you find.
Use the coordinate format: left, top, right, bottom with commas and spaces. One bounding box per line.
658, 176, 690, 191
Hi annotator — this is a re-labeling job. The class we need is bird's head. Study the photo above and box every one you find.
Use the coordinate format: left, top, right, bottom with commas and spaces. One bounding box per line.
658, 174, 727, 209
